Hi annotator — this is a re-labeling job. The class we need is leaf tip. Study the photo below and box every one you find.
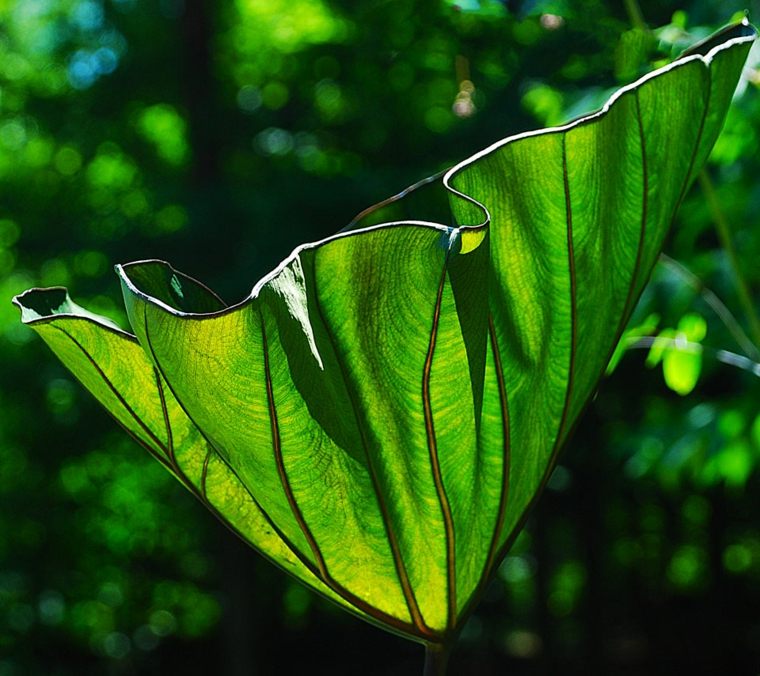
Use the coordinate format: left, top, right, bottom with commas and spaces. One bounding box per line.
457, 227, 487, 255
12, 287, 71, 325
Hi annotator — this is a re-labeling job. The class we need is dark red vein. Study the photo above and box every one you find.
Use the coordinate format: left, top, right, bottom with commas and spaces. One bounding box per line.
494, 81, 714, 575
142, 305, 426, 640
153, 367, 206, 498
455, 312, 513, 625
602, 73, 710, 385
141, 310, 326, 574
151, 342, 204, 500
556, 135, 578, 448
52, 325, 170, 460
310, 275, 433, 639
625, 93, 649, 324
478, 136, 580, 581
458, 73, 718, 625
482, 314, 511, 579
260, 309, 330, 580
422, 266, 457, 630
154, 369, 179, 471
200, 446, 213, 501
674, 69, 711, 220
607, 92, 650, 362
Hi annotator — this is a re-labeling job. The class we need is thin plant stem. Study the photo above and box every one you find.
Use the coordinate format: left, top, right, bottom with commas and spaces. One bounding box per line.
423, 643, 450, 676
698, 170, 760, 351
623, 0, 648, 32
659, 254, 760, 361
622, 335, 760, 377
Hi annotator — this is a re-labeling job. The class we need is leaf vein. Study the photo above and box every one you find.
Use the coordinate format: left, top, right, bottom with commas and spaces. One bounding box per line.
482, 313, 511, 578
310, 268, 434, 639
51, 325, 172, 469
259, 307, 331, 579
422, 265, 457, 629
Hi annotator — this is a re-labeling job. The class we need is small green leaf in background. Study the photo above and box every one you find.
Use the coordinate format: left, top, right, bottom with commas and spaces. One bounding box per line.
615, 28, 654, 82
521, 83, 564, 126
647, 312, 707, 395
703, 439, 753, 489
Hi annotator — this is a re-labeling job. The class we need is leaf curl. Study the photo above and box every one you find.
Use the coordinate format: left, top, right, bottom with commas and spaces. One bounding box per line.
14, 21, 757, 644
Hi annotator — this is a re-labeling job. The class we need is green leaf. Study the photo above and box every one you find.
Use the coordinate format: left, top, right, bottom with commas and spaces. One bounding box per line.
647, 313, 707, 395
14, 22, 756, 645
662, 313, 707, 395
646, 328, 677, 367
678, 312, 707, 342
663, 344, 702, 395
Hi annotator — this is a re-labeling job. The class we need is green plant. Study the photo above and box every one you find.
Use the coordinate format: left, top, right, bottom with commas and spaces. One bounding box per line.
13, 20, 756, 673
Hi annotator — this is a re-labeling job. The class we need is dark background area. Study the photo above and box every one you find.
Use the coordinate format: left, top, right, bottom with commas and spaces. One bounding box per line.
2, 0, 760, 673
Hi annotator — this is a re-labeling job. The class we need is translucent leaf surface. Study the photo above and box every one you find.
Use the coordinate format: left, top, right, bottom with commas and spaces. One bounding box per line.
14, 22, 756, 645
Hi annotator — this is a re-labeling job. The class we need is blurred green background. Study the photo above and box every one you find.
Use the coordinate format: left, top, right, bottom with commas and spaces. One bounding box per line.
2, 0, 760, 673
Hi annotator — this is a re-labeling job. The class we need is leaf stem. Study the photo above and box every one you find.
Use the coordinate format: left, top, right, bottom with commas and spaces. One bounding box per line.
623, 0, 648, 32
698, 170, 760, 351
423, 643, 450, 676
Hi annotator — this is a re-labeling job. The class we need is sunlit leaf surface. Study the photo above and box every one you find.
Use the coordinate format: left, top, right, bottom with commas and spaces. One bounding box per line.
14, 22, 756, 645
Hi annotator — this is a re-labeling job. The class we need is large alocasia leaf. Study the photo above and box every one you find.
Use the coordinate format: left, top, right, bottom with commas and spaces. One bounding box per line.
14, 22, 756, 649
